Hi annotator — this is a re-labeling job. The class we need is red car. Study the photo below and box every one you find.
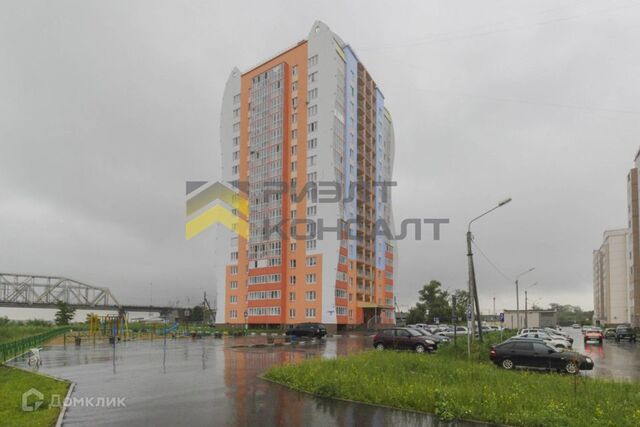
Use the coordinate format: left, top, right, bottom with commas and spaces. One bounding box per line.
584, 328, 603, 344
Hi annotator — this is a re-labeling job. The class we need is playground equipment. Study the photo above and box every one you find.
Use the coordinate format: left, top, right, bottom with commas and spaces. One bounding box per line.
87, 312, 129, 342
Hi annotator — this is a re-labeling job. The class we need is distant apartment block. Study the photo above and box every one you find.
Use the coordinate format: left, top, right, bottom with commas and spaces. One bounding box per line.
628, 156, 640, 327
593, 228, 630, 325
216, 21, 396, 331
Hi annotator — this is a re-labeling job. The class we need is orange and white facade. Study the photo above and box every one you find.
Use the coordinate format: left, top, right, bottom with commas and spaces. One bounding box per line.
216, 21, 396, 331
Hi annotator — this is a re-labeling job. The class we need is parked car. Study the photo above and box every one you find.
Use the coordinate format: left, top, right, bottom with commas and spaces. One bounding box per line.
511, 332, 572, 349
285, 323, 327, 338
438, 326, 468, 337
584, 329, 603, 344
490, 339, 594, 374
615, 325, 637, 342
544, 328, 574, 343
603, 328, 617, 339
373, 327, 437, 353
572, 323, 581, 329
409, 326, 451, 343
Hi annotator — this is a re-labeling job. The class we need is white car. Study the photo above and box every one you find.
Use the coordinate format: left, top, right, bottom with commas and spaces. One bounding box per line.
438, 326, 468, 337
516, 332, 572, 349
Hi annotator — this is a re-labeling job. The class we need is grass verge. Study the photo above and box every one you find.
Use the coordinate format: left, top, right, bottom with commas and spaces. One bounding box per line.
0, 318, 54, 344
265, 344, 640, 426
0, 366, 70, 427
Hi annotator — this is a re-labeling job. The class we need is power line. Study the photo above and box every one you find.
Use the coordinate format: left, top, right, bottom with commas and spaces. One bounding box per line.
471, 238, 514, 282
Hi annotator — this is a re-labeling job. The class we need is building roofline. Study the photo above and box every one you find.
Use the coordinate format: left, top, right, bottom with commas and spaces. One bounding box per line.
241, 40, 308, 76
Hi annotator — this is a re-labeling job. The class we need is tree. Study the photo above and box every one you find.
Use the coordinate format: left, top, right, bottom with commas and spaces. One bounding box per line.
417, 280, 451, 323
451, 289, 470, 324
190, 305, 204, 322
54, 301, 76, 325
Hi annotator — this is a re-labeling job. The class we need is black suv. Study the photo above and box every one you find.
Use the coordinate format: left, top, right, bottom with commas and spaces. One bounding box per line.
490, 339, 594, 374
285, 323, 327, 338
615, 325, 637, 342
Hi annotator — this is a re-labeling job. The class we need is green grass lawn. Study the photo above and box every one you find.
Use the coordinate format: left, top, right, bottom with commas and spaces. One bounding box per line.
265, 341, 640, 426
0, 321, 54, 345
0, 366, 70, 427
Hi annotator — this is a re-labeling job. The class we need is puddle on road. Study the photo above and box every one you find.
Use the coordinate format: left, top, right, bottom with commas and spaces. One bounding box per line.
10, 336, 480, 427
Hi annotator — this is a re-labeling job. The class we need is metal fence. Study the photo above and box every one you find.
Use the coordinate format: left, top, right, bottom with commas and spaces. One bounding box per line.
0, 326, 72, 363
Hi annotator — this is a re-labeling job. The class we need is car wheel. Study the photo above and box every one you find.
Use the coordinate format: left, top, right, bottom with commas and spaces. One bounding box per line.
501, 359, 514, 370
565, 361, 579, 374
375, 343, 385, 351
415, 344, 426, 353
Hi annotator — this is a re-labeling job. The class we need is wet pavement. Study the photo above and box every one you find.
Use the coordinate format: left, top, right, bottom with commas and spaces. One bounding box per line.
12, 335, 481, 427
561, 327, 640, 380
11, 328, 640, 426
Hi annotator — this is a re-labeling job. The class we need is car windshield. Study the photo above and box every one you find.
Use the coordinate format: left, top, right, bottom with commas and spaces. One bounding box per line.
406, 328, 422, 336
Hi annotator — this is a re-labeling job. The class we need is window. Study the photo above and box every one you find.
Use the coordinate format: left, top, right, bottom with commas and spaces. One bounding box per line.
291, 161, 297, 172
233, 122, 240, 132
306, 256, 317, 266
335, 288, 347, 298
289, 308, 296, 318
307, 206, 316, 216
336, 306, 347, 316
248, 290, 281, 300
307, 155, 316, 166
291, 145, 297, 155
305, 291, 316, 301
247, 307, 281, 316
291, 113, 297, 123
308, 105, 317, 116
232, 151, 239, 161
230, 266, 238, 275
233, 108, 240, 118
289, 292, 296, 301
308, 71, 318, 82
230, 281, 238, 289
290, 259, 297, 268
289, 276, 297, 285
308, 122, 317, 133
308, 55, 318, 67
230, 295, 237, 304
307, 172, 317, 182
292, 97, 298, 109
230, 251, 238, 261
514, 342, 533, 351
290, 243, 297, 251
232, 165, 239, 175
233, 94, 240, 104
305, 308, 316, 318
306, 239, 316, 250
233, 136, 239, 146
291, 129, 297, 140
292, 65, 298, 76
308, 88, 318, 100
305, 273, 316, 284
229, 310, 238, 319
292, 81, 298, 92
307, 138, 317, 149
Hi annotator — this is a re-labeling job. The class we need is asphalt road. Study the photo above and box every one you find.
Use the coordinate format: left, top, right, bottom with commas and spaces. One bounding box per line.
560, 327, 640, 379
10, 328, 640, 426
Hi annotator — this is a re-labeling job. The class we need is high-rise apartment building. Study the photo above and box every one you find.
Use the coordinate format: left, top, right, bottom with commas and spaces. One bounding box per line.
593, 228, 630, 325
627, 154, 640, 327
216, 21, 396, 331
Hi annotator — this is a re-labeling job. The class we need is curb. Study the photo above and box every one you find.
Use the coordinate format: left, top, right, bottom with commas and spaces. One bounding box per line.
55, 382, 76, 427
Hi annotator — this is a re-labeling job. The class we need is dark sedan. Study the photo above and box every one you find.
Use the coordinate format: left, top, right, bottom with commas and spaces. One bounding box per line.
285, 323, 327, 338
490, 339, 594, 374
373, 327, 437, 353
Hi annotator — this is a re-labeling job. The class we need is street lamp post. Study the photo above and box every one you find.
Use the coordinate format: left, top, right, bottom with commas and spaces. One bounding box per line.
524, 282, 538, 328
515, 268, 535, 331
467, 197, 512, 346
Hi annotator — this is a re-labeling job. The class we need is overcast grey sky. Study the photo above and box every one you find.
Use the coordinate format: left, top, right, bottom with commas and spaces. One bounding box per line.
1, 0, 639, 315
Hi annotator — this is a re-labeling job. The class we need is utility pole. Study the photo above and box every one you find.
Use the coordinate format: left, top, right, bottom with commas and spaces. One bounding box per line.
493, 297, 496, 315
466, 197, 512, 344
525, 290, 528, 329
515, 268, 535, 331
